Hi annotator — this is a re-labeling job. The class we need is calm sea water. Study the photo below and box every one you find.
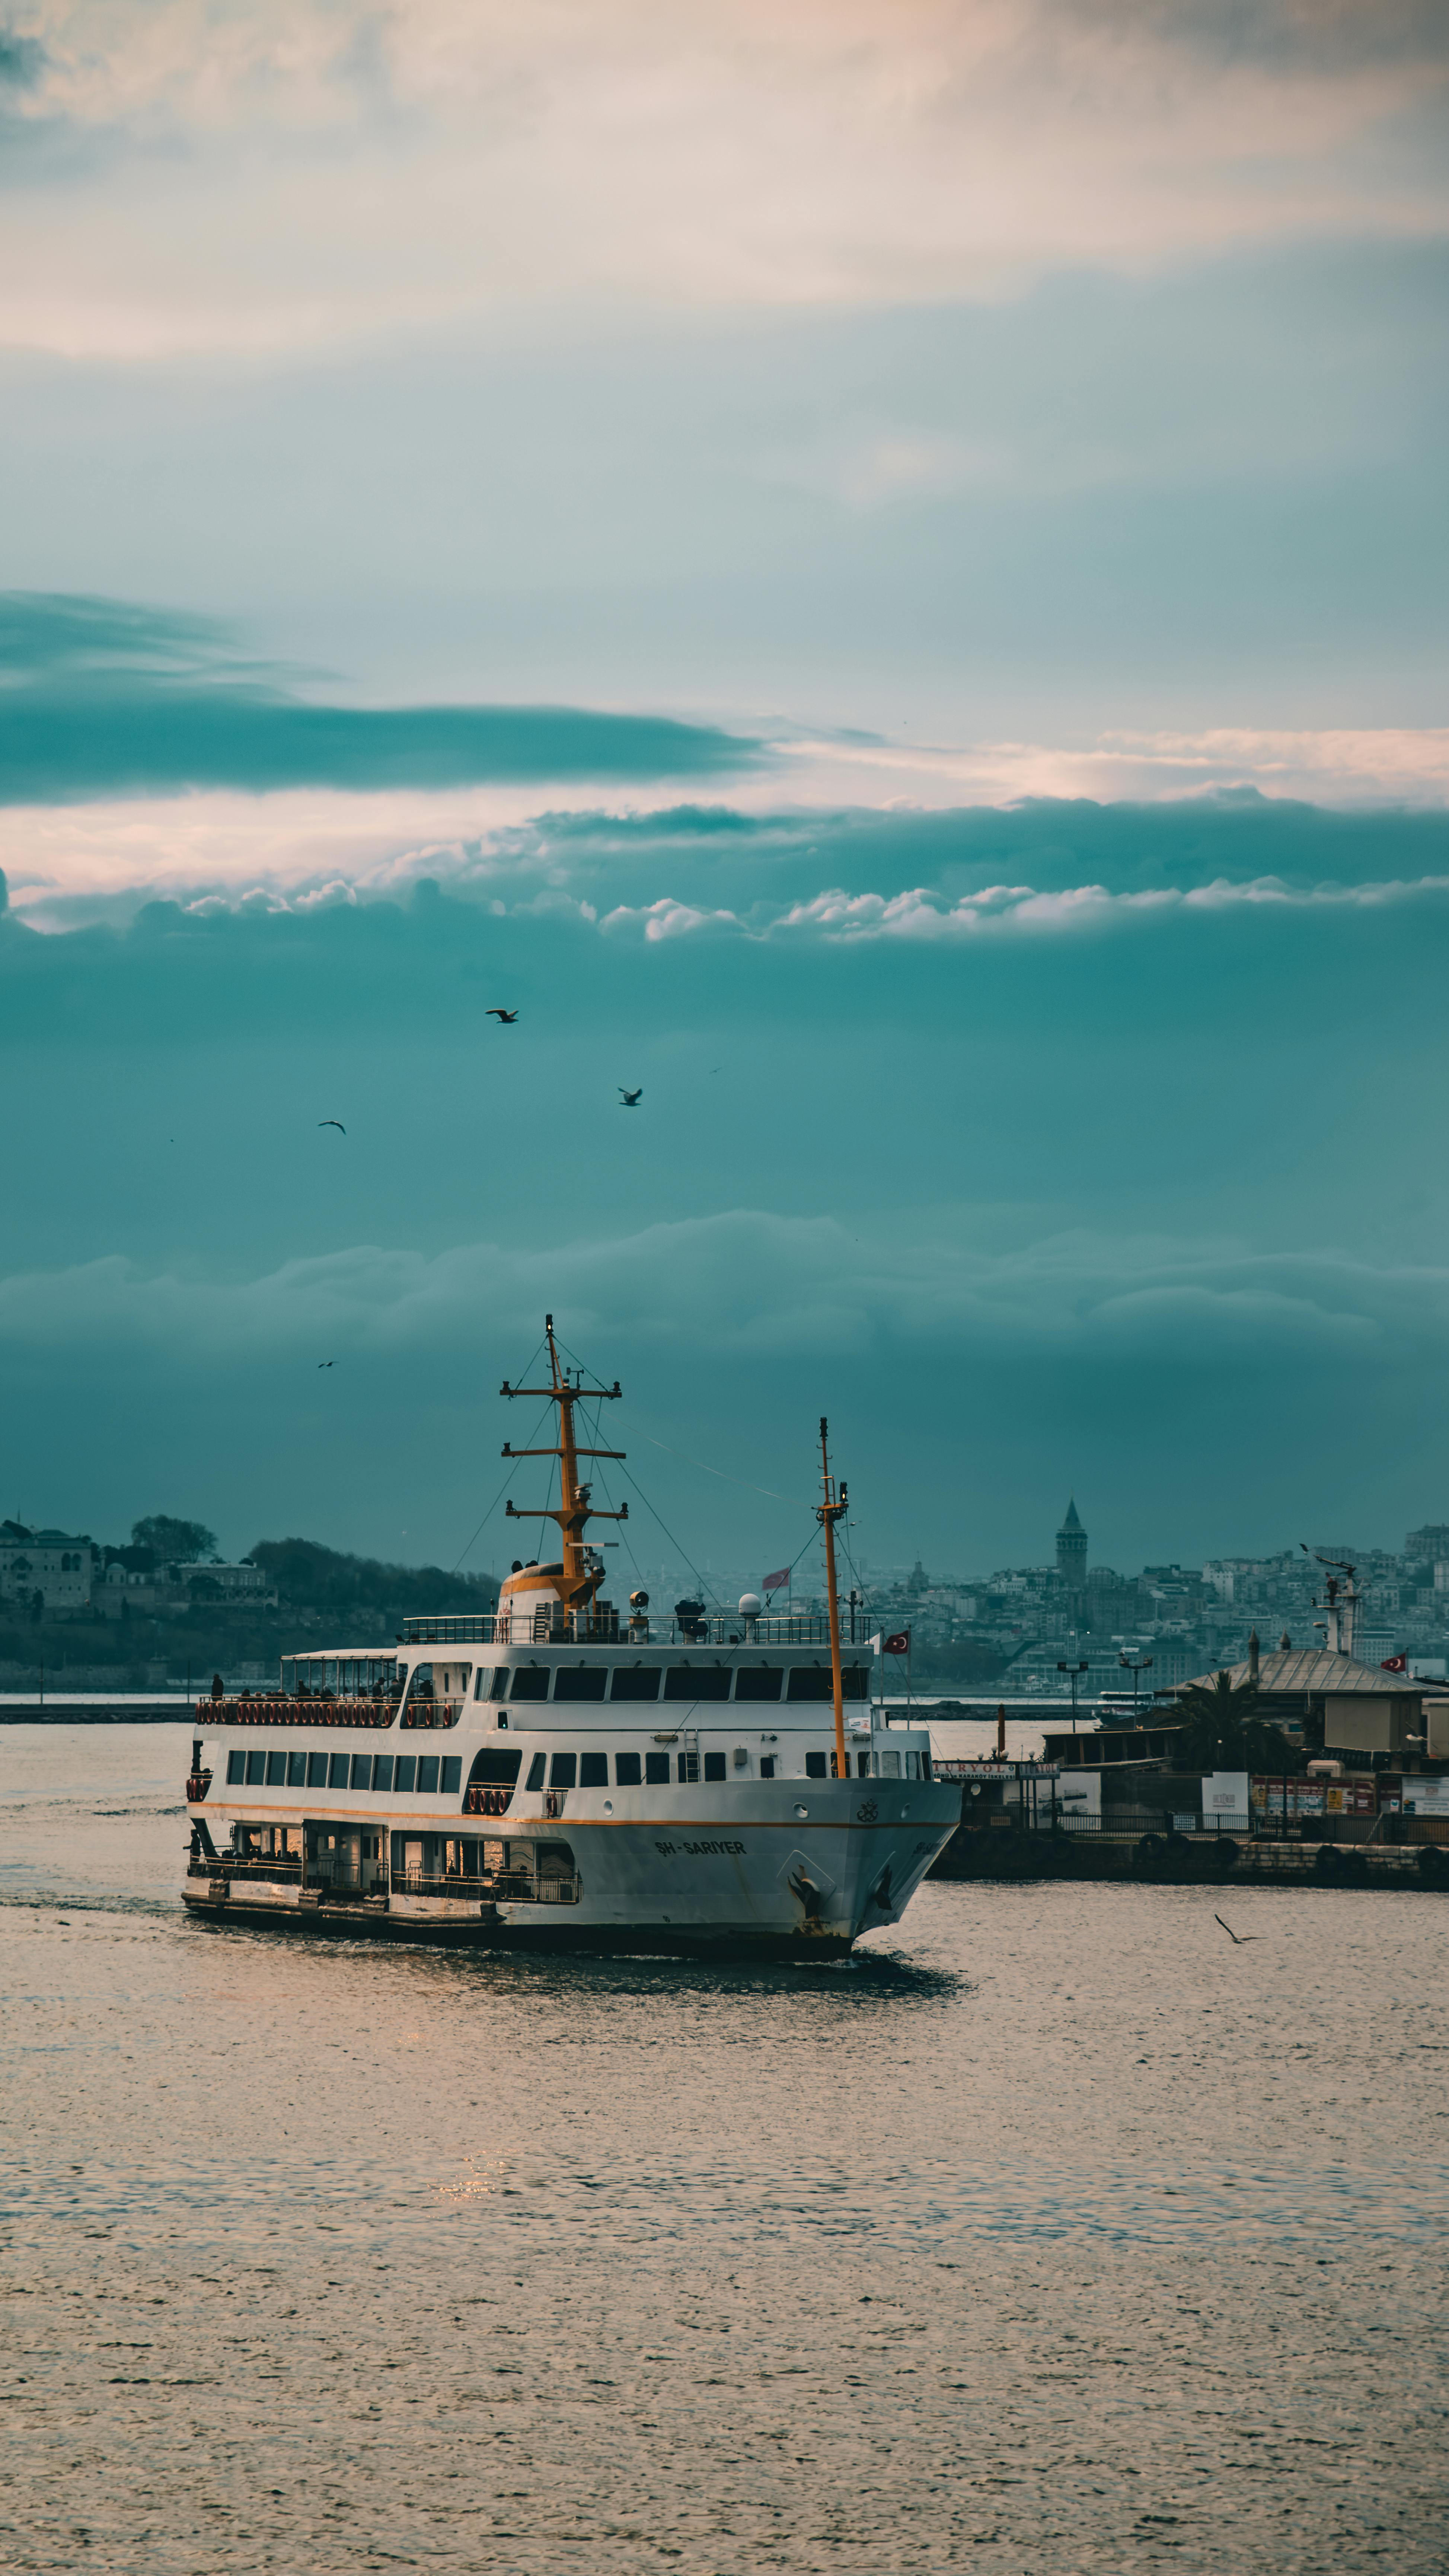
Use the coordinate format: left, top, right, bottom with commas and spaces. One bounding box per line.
2, 1723, 1446, 2574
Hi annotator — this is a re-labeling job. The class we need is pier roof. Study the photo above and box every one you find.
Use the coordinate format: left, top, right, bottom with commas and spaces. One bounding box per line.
1179, 1648, 1418, 1697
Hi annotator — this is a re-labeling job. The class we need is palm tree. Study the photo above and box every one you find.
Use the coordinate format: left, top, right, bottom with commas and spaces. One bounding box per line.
1171, 1670, 1301, 1775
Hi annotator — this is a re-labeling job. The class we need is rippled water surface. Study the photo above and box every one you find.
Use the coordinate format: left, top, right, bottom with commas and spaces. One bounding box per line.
3, 1724, 1446, 2573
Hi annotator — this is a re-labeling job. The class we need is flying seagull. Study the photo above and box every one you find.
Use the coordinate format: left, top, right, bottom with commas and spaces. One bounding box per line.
619, 1086, 642, 1107
318, 1359, 335, 1369
1215, 1915, 1262, 1945
486, 1008, 518, 1024
318, 1120, 345, 1134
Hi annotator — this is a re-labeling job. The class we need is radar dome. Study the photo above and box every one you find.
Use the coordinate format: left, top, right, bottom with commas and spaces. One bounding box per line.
738, 1592, 763, 1618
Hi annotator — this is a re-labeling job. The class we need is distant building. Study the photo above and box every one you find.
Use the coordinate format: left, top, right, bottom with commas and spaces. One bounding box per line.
98, 1557, 278, 1616
176, 1562, 277, 1607
1056, 1499, 1087, 1596
0, 1522, 94, 1614
1176, 1641, 1425, 1762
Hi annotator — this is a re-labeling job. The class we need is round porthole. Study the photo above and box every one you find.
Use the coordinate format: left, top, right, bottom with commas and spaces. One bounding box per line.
794, 1803, 808, 1819
603, 1799, 614, 1815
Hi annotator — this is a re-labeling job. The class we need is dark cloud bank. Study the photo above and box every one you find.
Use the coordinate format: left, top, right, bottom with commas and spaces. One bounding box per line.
0, 594, 762, 798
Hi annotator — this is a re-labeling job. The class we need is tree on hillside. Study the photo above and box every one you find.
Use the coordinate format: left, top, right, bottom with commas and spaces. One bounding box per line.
132, 1514, 217, 1564
248, 1537, 498, 1617
1170, 1670, 1303, 1775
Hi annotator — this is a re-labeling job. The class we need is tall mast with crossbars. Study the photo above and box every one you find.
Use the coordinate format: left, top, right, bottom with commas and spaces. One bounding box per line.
499, 1315, 629, 1622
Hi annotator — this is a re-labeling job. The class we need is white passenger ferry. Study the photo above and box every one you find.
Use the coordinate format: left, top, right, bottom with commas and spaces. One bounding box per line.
183, 1320, 960, 1954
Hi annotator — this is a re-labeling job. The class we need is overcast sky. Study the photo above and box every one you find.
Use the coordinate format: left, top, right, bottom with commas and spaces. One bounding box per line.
1, 2, 1447, 1582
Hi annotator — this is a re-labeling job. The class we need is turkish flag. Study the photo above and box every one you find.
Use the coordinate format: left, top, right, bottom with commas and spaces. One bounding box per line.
1381, 1654, 1408, 1673
763, 1567, 791, 1593
882, 1629, 910, 1656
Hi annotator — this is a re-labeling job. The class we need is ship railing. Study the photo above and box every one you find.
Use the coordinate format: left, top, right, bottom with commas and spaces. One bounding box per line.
398, 1868, 580, 1906
188, 1855, 304, 1884
402, 1611, 841, 1648
188, 1855, 581, 1905
198, 1696, 402, 1728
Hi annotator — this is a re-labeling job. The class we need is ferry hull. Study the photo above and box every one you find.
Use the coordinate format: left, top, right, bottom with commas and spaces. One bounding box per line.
181, 1786, 961, 1956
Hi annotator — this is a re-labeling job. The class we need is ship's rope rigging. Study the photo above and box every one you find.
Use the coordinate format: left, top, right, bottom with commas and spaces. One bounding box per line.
449, 1387, 554, 1574
452, 1321, 868, 1622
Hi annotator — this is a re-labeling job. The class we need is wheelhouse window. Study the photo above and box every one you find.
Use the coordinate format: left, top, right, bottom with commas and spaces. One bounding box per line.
508, 1668, 550, 1701
703, 1751, 727, 1782
554, 1668, 607, 1702
784, 1666, 868, 1701
549, 1753, 577, 1789
609, 1669, 661, 1702
644, 1751, 670, 1784
578, 1751, 608, 1787
787, 1670, 833, 1701
664, 1667, 731, 1701
734, 1668, 782, 1701
614, 1751, 642, 1786
525, 1752, 547, 1790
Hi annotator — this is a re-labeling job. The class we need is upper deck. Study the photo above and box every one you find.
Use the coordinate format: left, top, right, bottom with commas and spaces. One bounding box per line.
209, 1632, 880, 1731
400, 1610, 842, 1649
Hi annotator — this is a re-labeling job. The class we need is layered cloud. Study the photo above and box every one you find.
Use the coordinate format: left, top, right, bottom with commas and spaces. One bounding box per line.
0, 594, 760, 803
1, 1212, 1445, 1565
3, 2, 1447, 355
2, 1213, 1439, 1363
6, 748, 1449, 938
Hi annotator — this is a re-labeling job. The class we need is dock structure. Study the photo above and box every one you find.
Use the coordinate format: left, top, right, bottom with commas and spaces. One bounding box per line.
0, 1694, 195, 1724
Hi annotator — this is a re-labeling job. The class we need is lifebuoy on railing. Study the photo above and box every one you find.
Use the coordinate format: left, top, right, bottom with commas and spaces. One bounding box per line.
464, 1784, 511, 1817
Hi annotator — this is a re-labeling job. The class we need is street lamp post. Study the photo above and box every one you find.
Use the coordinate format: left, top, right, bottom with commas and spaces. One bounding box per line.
1057, 1658, 1090, 1732
1119, 1652, 1153, 1718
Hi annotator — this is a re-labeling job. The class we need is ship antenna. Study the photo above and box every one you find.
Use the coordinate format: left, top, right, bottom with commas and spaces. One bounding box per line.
817, 1416, 849, 1784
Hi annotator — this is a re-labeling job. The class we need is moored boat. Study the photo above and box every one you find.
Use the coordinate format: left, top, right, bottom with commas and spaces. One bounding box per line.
183, 1320, 959, 1953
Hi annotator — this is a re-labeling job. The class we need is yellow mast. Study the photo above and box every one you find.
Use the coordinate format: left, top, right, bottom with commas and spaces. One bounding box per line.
501, 1315, 628, 1620
817, 1415, 849, 1782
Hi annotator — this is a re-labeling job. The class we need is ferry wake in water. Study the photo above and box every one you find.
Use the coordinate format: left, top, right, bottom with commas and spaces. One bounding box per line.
183, 1319, 957, 1954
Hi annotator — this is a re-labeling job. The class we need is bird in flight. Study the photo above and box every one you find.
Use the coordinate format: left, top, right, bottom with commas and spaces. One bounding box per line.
619, 1086, 642, 1107
318, 1120, 345, 1134
486, 1008, 518, 1024
1214, 1915, 1262, 1944
318, 1360, 335, 1369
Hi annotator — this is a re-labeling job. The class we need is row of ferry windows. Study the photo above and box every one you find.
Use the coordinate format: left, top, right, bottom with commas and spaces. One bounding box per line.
536, 1747, 929, 1786
226, 1749, 463, 1793
224, 1743, 929, 1792
478, 1664, 870, 1704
